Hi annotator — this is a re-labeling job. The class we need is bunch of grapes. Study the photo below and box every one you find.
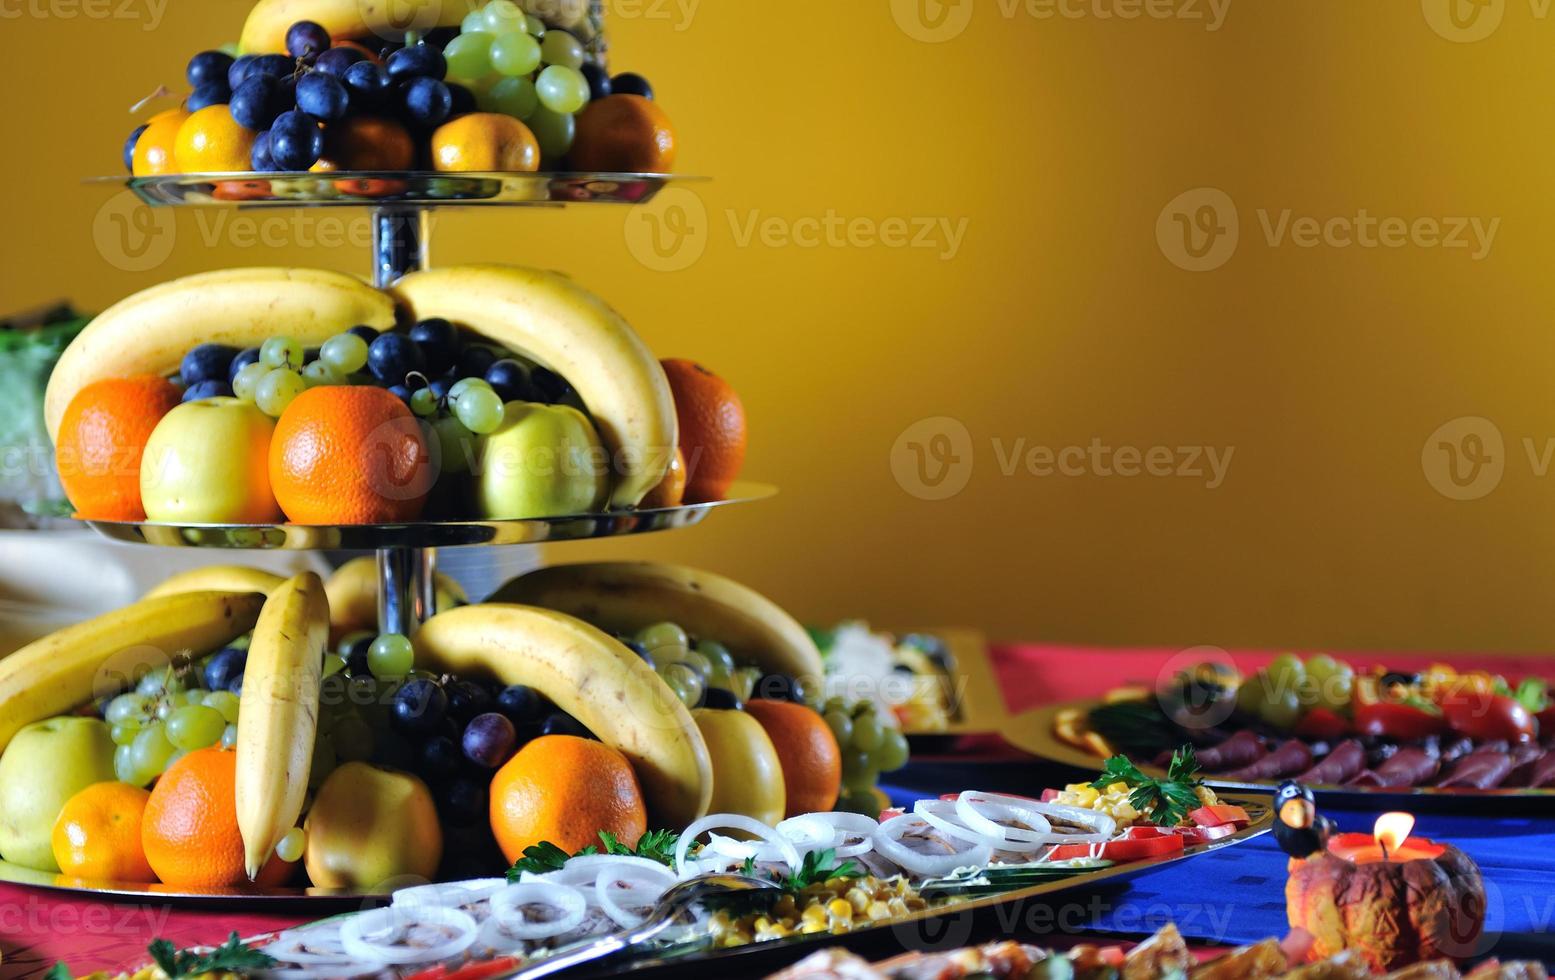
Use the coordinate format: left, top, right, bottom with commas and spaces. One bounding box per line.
630, 621, 764, 710
103, 646, 249, 787
823, 697, 910, 815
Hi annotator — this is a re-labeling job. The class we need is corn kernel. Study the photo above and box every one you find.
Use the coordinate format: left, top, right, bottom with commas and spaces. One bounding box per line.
867, 900, 891, 920
828, 898, 854, 921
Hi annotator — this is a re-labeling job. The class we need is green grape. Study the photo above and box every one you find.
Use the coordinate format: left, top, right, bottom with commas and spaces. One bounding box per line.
445, 31, 496, 83
730, 666, 762, 702
1234, 670, 1269, 718
535, 64, 589, 114
844, 764, 878, 794
321, 333, 370, 375
128, 724, 177, 784
840, 746, 871, 780
696, 641, 737, 677
322, 653, 348, 678
261, 337, 305, 371
461, 7, 489, 32
1261, 688, 1302, 730
483, 0, 526, 31
876, 728, 910, 772
527, 106, 575, 157
705, 665, 732, 692
203, 690, 241, 724
234, 363, 263, 402
524, 13, 546, 35
110, 722, 142, 746
410, 388, 439, 417
257, 368, 306, 417
183, 688, 208, 705
308, 734, 338, 790
333, 713, 375, 762
229, 633, 252, 651
823, 709, 853, 746
136, 668, 179, 697
220, 723, 239, 749
448, 377, 492, 401
301, 361, 339, 389
454, 386, 505, 435
1304, 654, 1339, 684
679, 650, 712, 680
539, 31, 584, 69
1317, 665, 1354, 712
106, 692, 152, 725
660, 662, 704, 708
851, 710, 884, 751
114, 744, 138, 784
275, 827, 306, 863
167, 705, 226, 750
483, 76, 539, 119
638, 622, 689, 651
434, 416, 477, 475
155, 699, 176, 721
490, 31, 541, 77
1266, 653, 1305, 697
368, 634, 416, 678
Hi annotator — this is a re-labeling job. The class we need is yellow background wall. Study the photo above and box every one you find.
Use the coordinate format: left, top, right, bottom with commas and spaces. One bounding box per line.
5, 1, 1554, 652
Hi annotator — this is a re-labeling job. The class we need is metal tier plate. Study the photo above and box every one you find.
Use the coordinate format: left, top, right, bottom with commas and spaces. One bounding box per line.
81, 482, 776, 551
87, 171, 695, 208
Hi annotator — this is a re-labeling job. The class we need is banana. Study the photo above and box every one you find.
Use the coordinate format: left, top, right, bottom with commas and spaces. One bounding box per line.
490, 562, 825, 681
144, 566, 287, 600
44, 268, 396, 443
240, 0, 466, 54
0, 591, 266, 753
235, 572, 329, 879
392, 265, 677, 509
324, 556, 467, 643
414, 604, 713, 827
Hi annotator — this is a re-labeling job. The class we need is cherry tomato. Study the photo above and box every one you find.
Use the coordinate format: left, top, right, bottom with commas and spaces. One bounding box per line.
1440, 692, 1536, 743
1354, 701, 1445, 740
1293, 706, 1349, 741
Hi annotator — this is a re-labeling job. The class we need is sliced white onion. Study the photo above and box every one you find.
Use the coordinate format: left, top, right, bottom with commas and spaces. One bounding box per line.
338, 905, 478, 965
262, 926, 356, 967
913, 800, 1003, 847
1024, 800, 1116, 843
474, 914, 530, 956
489, 881, 589, 940
777, 813, 877, 858
873, 813, 992, 877
393, 877, 508, 910
596, 870, 673, 928
951, 791, 1054, 852
675, 813, 800, 878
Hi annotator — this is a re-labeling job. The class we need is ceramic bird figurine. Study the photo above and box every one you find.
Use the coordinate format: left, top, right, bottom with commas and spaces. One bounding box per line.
1273, 781, 1334, 859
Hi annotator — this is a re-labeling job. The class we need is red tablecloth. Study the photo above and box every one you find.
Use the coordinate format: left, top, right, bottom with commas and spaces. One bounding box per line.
3, 644, 1549, 977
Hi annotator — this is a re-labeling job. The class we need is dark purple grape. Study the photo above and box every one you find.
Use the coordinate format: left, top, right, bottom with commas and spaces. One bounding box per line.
314, 46, 366, 79
391, 678, 449, 735
753, 674, 807, 704
368, 332, 426, 384
702, 687, 743, 711
343, 634, 374, 676
581, 63, 612, 101
456, 345, 498, 380
462, 712, 518, 769
204, 647, 247, 692
228, 54, 257, 90
181, 344, 239, 386
123, 124, 148, 173
269, 110, 324, 170
429, 377, 455, 402
250, 130, 275, 170
611, 72, 653, 100
447, 83, 476, 117
251, 54, 298, 80
484, 359, 532, 402
419, 734, 461, 776
401, 77, 452, 127
409, 318, 461, 375
231, 76, 285, 130
188, 50, 235, 89
286, 20, 331, 59
297, 72, 350, 122
531, 366, 572, 403
228, 347, 262, 383
540, 712, 592, 740
388, 384, 413, 406
186, 83, 231, 112
495, 684, 544, 724
386, 43, 446, 81
182, 380, 233, 403
343, 61, 393, 111
444, 680, 492, 724
441, 776, 487, 827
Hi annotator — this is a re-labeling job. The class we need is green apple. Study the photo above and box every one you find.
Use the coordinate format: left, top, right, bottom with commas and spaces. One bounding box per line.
304, 762, 442, 890
0, 717, 117, 872
476, 402, 609, 519
140, 397, 283, 523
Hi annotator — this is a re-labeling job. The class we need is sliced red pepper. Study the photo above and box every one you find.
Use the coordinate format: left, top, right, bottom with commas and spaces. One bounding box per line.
1293, 707, 1349, 741
1041, 788, 1060, 802
1046, 832, 1185, 862
1188, 823, 1240, 842
1188, 804, 1250, 828
408, 958, 522, 980
1441, 692, 1537, 742
1354, 700, 1445, 740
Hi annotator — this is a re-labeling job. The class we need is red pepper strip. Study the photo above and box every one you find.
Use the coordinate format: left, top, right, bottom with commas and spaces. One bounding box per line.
1188, 804, 1250, 828
1046, 832, 1186, 863
1293, 707, 1349, 741
408, 958, 523, 980
1353, 701, 1445, 740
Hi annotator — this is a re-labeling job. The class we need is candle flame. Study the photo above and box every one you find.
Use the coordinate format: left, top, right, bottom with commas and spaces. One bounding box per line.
1374, 812, 1415, 855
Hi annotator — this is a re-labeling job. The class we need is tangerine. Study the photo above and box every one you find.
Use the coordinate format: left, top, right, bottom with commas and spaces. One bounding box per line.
132, 108, 191, 177
269, 385, 432, 525
571, 95, 677, 173
55, 376, 182, 521
743, 700, 842, 816
174, 105, 257, 173
489, 736, 647, 864
141, 748, 292, 887
660, 359, 747, 503
51, 782, 156, 883
639, 447, 687, 509
319, 115, 416, 171
431, 113, 540, 173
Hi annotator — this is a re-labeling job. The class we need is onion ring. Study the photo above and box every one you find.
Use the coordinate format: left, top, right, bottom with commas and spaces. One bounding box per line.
596, 870, 673, 927
338, 905, 478, 965
675, 814, 800, 878
777, 813, 877, 858
951, 792, 1054, 852
489, 881, 589, 940
393, 878, 508, 910
872, 813, 992, 877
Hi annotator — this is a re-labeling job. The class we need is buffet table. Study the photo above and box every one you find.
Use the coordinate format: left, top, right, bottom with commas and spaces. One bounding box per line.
3, 642, 1550, 979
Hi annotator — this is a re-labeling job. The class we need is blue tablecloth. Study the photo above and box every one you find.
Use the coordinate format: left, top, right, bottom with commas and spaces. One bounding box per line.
883, 763, 1555, 965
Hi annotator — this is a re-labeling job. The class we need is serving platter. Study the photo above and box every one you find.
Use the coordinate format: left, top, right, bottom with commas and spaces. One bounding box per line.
1004, 700, 1555, 809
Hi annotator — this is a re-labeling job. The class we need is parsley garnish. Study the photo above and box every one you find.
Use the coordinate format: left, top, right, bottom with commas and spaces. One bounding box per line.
780, 848, 860, 891
43, 964, 70, 980
147, 932, 275, 979
1091, 746, 1203, 827
507, 829, 681, 881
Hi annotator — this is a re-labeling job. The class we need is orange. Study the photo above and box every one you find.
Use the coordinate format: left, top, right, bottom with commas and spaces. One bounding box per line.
141, 748, 293, 887
52, 782, 156, 883
174, 105, 257, 173
571, 95, 677, 173
489, 736, 647, 865
213, 179, 273, 201
639, 447, 687, 510
55, 376, 182, 521
660, 359, 747, 503
269, 385, 432, 525
743, 700, 841, 817
319, 115, 416, 171
431, 113, 540, 173
132, 108, 191, 177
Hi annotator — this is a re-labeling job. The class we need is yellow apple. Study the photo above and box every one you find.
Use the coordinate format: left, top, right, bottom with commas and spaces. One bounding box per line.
140, 397, 282, 523
0, 718, 116, 872
475, 403, 609, 519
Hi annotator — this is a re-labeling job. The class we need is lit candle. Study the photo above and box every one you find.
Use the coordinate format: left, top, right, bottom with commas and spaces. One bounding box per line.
1325, 811, 1446, 864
